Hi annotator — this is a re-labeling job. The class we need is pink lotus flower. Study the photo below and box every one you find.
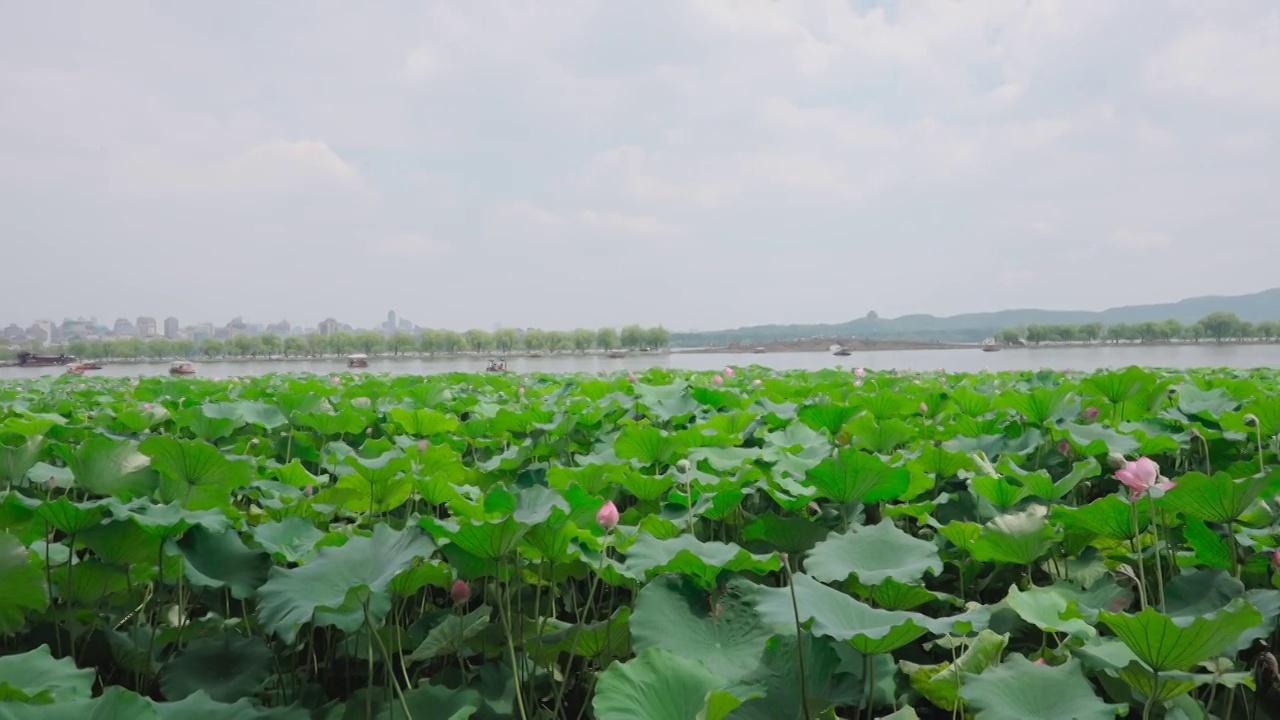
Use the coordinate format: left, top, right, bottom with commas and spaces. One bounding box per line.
752, 379, 762, 387
451, 580, 471, 605
723, 367, 735, 378
627, 373, 637, 382
596, 501, 619, 531
331, 376, 341, 384
518, 386, 525, 396
853, 379, 863, 388
1083, 407, 1100, 422
712, 375, 723, 385
854, 368, 865, 378
303, 485, 314, 497
919, 402, 928, 414
365, 427, 373, 436
1271, 550, 1279, 569
418, 439, 429, 451
1034, 658, 1046, 666
1057, 440, 1071, 456
46, 476, 57, 489
142, 403, 152, 410
1116, 457, 1175, 500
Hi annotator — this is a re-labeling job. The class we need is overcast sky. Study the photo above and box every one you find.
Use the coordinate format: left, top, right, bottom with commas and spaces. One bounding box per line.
2, 1, 1277, 332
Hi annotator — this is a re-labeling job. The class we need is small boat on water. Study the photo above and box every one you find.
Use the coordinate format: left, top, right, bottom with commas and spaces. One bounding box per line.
79, 361, 102, 370
527, 350, 545, 358
832, 347, 852, 357
606, 350, 627, 359
486, 358, 508, 372
347, 354, 369, 368
752, 347, 767, 354
981, 339, 1001, 353
16, 351, 76, 367
65, 362, 100, 375
169, 361, 196, 375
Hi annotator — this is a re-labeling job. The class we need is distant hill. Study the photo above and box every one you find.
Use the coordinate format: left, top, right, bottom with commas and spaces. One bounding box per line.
672, 288, 1280, 346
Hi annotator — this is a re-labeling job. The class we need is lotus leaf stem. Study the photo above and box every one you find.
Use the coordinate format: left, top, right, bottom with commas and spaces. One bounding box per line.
1146, 495, 1165, 612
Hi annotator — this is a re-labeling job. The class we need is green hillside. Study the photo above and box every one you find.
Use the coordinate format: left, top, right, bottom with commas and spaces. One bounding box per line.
672, 288, 1280, 346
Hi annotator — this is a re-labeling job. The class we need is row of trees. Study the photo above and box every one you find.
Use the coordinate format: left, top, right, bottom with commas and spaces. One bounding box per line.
994, 312, 1280, 345
4, 326, 672, 361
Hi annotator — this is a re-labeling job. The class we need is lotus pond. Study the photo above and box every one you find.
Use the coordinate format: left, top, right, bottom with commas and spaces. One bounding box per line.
1, 367, 1279, 719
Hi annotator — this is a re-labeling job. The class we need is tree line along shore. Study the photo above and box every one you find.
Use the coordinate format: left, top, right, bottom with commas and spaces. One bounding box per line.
0, 326, 671, 362
992, 311, 1279, 345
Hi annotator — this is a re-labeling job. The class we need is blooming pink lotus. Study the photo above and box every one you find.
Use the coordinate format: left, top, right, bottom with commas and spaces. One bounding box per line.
418, 439, 429, 452
723, 367, 735, 378
712, 375, 724, 385
451, 580, 472, 605
627, 373, 637, 383
752, 379, 762, 387
854, 368, 865, 378
1116, 457, 1175, 500
142, 403, 152, 411
596, 500, 619, 531
331, 376, 341, 384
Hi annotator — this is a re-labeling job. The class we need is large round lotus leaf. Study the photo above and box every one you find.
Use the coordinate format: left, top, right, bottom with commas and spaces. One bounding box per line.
256, 524, 436, 643
754, 573, 933, 655
804, 448, 910, 504
630, 576, 772, 682
0, 644, 95, 703
621, 534, 780, 589
62, 435, 157, 499
174, 525, 272, 600
152, 691, 311, 720
159, 635, 273, 702
1097, 599, 1264, 672
593, 647, 728, 720
804, 518, 942, 585
0, 531, 47, 633
959, 656, 1126, 720
376, 682, 481, 720
0, 685, 158, 720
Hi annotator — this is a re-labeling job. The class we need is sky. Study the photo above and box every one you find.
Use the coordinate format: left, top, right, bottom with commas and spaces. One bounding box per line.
1, 1, 1278, 332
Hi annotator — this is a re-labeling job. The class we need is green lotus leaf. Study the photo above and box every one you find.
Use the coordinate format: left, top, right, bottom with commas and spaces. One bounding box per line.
742, 513, 830, 555
205, 401, 289, 429
249, 518, 326, 563
256, 524, 436, 643
173, 525, 272, 599
1097, 599, 1264, 672
959, 655, 1125, 719
61, 435, 157, 499
797, 403, 859, 435
1174, 384, 1238, 420
158, 635, 273, 703
1050, 494, 1147, 541
1005, 585, 1100, 640
593, 647, 729, 720
727, 633, 862, 720
630, 576, 772, 682
0, 531, 48, 633
969, 506, 1059, 565
805, 518, 942, 586
375, 681, 482, 720
614, 424, 685, 466
805, 448, 910, 505
531, 606, 632, 664
0, 435, 44, 487
900, 629, 1009, 712
140, 436, 255, 507
34, 496, 109, 535
152, 692, 311, 719
1160, 470, 1271, 523
0, 644, 95, 703
1181, 517, 1233, 570
621, 534, 780, 589
389, 407, 460, 436
408, 605, 491, 661
1059, 422, 1140, 457
0, 685, 158, 720
176, 406, 243, 442
754, 573, 934, 655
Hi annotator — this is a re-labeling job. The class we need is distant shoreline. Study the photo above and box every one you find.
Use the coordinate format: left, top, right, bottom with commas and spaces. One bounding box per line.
681, 338, 1280, 354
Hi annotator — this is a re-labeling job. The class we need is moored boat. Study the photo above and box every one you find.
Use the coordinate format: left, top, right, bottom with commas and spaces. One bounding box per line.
16, 351, 76, 367
347, 354, 369, 368
65, 362, 99, 375
486, 358, 508, 372
169, 361, 196, 375
981, 339, 1001, 353
606, 350, 627, 359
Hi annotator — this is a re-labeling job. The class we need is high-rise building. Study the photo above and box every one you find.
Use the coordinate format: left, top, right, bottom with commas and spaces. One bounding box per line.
113, 318, 135, 336
136, 317, 157, 338
319, 318, 339, 335
164, 317, 180, 338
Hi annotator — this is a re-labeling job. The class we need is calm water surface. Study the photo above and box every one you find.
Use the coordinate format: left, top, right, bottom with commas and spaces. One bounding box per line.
3, 344, 1278, 381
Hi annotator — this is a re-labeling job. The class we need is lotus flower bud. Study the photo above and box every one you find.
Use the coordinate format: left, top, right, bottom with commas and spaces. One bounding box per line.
303, 485, 314, 497
919, 402, 928, 414
806, 501, 820, 516
676, 458, 691, 474
418, 439, 429, 451
1057, 440, 1071, 456
365, 427, 373, 436
1083, 407, 1100, 421
451, 580, 471, 605
596, 501, 619, 531
752, 379, 762, 387
331, 376, 341, 384
1272, 550, 1280, 569
712, 375, 724, 385
1244, 413, 1259, 428
723, 367, 735, 378
142, 403, 152, 410
853, 379, 863, 387
627, 373, 637, 383
1189, 427, 1201, 440
518, 386, 525, 396
1034, 658, 1046, 666
46, 476, 57, 489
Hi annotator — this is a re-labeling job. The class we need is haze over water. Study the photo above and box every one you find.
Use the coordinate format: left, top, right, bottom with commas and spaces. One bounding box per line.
3, 344, 1278, 381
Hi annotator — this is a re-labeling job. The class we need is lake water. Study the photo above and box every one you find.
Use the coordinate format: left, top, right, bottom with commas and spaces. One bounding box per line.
2, 343, 1278, 381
